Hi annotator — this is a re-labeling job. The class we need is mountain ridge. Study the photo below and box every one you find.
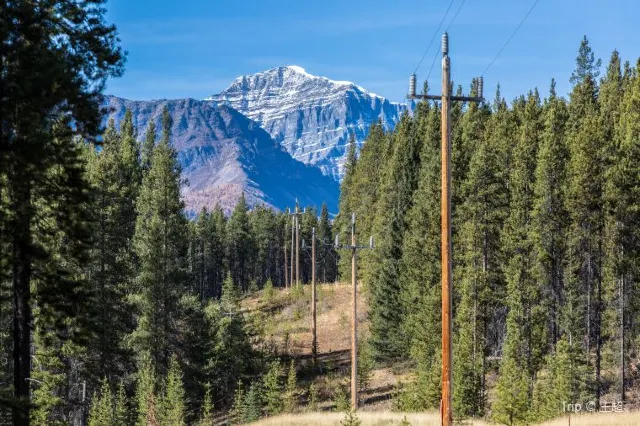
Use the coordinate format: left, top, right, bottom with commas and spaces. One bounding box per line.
103, 95, 339, 215
206, 65, 409, 180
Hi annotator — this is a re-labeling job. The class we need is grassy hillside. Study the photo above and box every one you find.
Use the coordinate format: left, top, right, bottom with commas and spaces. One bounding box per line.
241, 282, 640, 425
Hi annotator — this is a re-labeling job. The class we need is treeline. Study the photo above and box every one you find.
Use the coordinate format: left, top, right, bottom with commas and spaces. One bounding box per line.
26, 108, 337, 425
336, 37, 640, 423
1, 3, 338, 423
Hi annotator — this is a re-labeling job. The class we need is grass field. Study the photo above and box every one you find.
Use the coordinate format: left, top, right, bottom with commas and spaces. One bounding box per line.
247, 410, 640, 426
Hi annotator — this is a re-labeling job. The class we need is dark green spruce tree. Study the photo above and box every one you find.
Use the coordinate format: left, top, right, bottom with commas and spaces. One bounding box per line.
453, 91, 510, 418
564, 36, 605, 404
369, 113, 421, 360
131, 106, 189, 377
85, 110, 141, 386
492, 90, 543, 424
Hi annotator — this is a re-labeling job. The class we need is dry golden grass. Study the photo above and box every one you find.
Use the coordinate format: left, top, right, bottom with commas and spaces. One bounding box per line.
245, 411, 489, 426
247, 410, 640, 426
537, 410, 640, 426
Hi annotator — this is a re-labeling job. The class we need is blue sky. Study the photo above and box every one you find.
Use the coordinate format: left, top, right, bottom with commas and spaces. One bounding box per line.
105, 0, 640, 104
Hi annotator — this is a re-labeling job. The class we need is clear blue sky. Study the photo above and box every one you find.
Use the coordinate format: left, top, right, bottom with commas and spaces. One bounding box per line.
105, 0, 640, 104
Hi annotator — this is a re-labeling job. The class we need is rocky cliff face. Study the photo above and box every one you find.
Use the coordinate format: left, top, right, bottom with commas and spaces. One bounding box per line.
206, 65, 408, 180
104, 96, 339, 215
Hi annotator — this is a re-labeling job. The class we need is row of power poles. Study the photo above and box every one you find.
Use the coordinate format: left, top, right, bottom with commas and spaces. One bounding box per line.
284, 202, 303, 289
283, 203, 374, 410
281, 33, 482, 425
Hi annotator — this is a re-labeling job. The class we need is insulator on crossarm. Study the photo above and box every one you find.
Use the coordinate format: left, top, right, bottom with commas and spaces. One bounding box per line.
369, 236, 375, 249
335, 234, 340, 248
442, 32, 449, 55
478, 76, 484, 99
409, 73, 417, 97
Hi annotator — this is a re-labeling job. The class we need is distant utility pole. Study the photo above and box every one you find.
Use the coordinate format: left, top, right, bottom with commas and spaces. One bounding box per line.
284, 234, 289, 288
407, 32, 484, 426
335, 213, 373, 410
290, 213, 295, 288
302, 228, 319, 364
311, 227, 318, 363
296, 217, 300, 287
289, 203, 305, 288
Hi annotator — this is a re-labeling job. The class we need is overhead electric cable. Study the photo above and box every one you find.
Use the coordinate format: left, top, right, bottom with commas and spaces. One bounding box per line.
413, 0, 456, 74
481, 0, 541, 76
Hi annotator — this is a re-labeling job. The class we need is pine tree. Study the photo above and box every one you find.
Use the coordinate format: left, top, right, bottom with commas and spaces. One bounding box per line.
349, 122, 389, 278
136, 356, 156, 426
317, 203, 337, 283
399, 102, 441, 409
308, 383, 319, 412
198, 383, 214, 426
226, 193, 254, 291
262, 360, 284, 415
284, 360, 298, 412
564, 37, 605, 405
229, 381, 247, 425
340, 410, 362, 426
532, 80, 570, 348
141, 121, 157, 174
532, 339, 573, 422
221, 272, 240, 307
85, 110, 141, 385
498, 89, 544, 386
605, 59, 640, 402
205, 297, 255, 401
244, 382, 263, 423
453, 92, 511, 418
88, 379, 114, 426
494, 94, 544, 424
336, 134, 358, 280
158, 356, 186, 426
369, 113, 422, 360
570, 36, 602, 86
131, 107, 188, 376
357, 338, 375, 396
114, 381, 128, 426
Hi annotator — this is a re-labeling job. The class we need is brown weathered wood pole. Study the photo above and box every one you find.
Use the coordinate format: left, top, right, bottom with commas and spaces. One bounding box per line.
351, 213, 358, 411
296, 209, 300, 287
290, 213, 295, 288
621, 273, 625, 402
284, 237, 289, 288
440, 32, 453, 426
311, 227, 317, 364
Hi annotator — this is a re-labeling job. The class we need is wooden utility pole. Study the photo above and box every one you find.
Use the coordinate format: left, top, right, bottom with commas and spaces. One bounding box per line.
335, 213, 373, 410
290, 214, 295, 288
289, 203, 304, 288
311, 227, 317, 363
621, 274, 625, 402
296, 217, 300, 287
407, 32, 484, 426
284, 233, 289, 288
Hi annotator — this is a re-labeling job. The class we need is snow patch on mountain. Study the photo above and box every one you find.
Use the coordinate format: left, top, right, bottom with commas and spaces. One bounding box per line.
206, 65, 408, 180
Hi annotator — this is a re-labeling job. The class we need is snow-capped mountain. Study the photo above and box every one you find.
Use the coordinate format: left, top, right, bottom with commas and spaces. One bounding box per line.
206, 65, 409, 180
104, 96, 339, 215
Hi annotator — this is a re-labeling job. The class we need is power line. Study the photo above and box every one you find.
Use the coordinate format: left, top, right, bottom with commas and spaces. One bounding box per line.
481, 0, 541, 77
413, 0, 457, 75
426, 0, 466, 83
445, 0, 467, 32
